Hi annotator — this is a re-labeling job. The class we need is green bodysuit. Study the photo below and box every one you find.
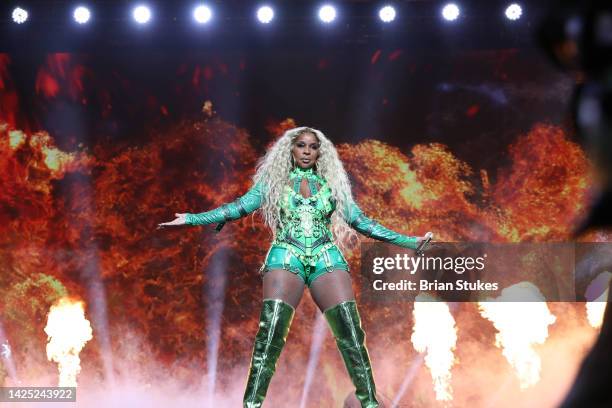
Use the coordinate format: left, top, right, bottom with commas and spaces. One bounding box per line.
185, 166, 419, 286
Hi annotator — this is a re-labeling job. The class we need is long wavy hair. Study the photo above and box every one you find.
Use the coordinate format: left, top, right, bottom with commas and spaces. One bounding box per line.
253, 127, 358, 250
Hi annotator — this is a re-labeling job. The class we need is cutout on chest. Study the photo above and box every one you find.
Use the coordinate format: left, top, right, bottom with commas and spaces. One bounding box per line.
292, 177, 321, 199
282, 183, 334, 216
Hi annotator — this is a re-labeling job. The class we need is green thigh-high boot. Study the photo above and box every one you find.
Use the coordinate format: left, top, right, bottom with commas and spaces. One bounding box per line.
324, 300, 380, 408
243, 298, 295, 408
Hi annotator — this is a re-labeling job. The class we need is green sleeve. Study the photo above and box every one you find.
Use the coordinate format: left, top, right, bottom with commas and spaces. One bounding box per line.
344, 201, 419, 250
184, 182, 264, 226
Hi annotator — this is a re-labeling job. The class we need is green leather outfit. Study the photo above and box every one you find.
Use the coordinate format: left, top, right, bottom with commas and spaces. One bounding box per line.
185, 166, 419, 286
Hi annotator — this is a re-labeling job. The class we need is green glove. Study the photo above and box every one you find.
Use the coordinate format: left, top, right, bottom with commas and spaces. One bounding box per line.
345, 201, 418, 250
185, 182, 264, 227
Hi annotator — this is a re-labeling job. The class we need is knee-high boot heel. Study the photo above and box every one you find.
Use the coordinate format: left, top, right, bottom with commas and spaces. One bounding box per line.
243, 298, 295, 408
324, 300, 380, 408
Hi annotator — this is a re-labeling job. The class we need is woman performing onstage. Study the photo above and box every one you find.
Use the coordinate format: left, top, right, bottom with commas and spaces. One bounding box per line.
158, 127, 432, 408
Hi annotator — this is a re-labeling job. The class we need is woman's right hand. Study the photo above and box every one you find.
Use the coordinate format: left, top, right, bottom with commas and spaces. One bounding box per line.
416, 231, 434, 246
415, 232, 433, 255
157, 213, 188, 229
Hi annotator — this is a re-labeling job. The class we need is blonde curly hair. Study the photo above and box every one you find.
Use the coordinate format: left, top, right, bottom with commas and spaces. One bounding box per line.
253, 127, 358, 250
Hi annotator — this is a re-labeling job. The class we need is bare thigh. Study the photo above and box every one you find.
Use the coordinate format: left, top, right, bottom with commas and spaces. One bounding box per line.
309, 270, 355, 312
263, 269, 306, 309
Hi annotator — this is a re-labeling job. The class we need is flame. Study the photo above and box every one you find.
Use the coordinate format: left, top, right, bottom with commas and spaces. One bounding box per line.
35, 54, 87, 100
0, 103, 598, 405
411, 293, 457, 402
584, 271, 611, 329
8, 128, 25, 148
489, 123, 590, 242
338, 139, 484, 243
337, 123, 591, 244
586, 288, 608, 329
264, 118, 297, 140
478, 282, 557, 389
44, 297, 93, 387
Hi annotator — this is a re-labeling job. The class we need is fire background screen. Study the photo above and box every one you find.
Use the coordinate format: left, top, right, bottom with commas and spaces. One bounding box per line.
0, 29, 608, 407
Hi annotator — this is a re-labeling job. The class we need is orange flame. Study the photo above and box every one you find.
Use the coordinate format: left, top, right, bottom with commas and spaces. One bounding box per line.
489, 124, 590, 241
35, 54, 88, 101
44, 297, 93, 387
0, 111, 600, 405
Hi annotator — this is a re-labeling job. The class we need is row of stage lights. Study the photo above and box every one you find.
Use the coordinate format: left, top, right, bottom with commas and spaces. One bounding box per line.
10, 3, 525, 26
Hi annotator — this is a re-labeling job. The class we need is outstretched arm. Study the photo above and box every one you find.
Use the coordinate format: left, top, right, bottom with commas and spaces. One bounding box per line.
183, 181, 264, 226
344, 200, 420, 250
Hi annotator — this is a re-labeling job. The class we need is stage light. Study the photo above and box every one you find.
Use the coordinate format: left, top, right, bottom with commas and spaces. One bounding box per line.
132, 5, 151, 24
378, 5, 396, 23
193, 4, 212, 24
256, 6, 274, 24
318, 4, 337, 23
73, 6, 91, 24
441, 3, 460, 21
505, 3, 522, 21
12, 7, 28, 24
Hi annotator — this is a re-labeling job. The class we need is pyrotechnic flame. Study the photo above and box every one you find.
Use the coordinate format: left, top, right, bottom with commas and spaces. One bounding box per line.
411, 293, 457, 402
585, 272, 611, 329
478, 282, 556, 389
586, 289, 608, 328
44, 297, 93, 387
